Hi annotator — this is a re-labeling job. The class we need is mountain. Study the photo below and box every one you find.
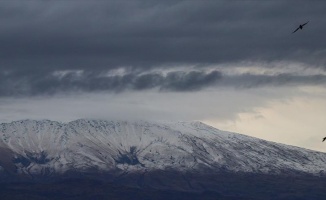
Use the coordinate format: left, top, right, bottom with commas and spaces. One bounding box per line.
1, 119, 326, 199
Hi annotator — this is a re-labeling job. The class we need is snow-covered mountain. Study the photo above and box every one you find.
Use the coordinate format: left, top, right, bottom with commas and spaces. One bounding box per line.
0, 119, 326, 179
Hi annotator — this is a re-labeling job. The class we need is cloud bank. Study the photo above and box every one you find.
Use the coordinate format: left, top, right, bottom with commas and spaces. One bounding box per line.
1, 68, 326, 96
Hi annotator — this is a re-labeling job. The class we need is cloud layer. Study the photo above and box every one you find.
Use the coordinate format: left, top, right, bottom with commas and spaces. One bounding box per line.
0, 1, 326, 72
1, 69, 326, 97
0, 1, 325, 97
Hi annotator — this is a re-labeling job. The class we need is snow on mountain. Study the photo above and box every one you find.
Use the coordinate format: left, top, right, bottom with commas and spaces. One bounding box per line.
0, 119, 326, 177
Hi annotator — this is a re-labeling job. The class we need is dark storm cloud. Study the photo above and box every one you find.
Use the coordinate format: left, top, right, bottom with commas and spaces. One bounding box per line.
1, 69, 326, 97
1, 0, 326, 72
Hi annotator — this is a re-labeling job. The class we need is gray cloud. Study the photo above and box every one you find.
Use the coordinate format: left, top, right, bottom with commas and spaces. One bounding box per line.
0, 1, 326, 97
0, 70, 222, 96
0, 1, 326, 72
222, 73, 326, 89
1, 69, 326, 97
161, 71, 222, 91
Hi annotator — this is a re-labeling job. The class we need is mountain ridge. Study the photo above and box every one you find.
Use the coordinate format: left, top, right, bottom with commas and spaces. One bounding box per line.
0, 119, 325, 180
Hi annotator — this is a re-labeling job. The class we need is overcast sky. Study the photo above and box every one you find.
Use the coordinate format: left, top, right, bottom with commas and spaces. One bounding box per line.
1, 1, 326, 152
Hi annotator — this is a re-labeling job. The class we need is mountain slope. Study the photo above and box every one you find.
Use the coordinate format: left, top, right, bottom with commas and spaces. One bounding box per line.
0, 119, 325, 178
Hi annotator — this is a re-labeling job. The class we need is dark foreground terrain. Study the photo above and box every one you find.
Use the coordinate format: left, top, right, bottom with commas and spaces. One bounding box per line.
1, 172, 326, 200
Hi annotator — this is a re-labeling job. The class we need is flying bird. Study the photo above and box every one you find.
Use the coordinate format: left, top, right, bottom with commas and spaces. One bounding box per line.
292, 21, 309, 33
323, 137, 326, 142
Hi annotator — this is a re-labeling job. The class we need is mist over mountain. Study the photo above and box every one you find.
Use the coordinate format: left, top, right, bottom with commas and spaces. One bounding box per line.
1, 119, 326, 199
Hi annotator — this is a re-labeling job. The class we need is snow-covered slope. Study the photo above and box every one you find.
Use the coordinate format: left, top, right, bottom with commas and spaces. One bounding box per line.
0, 119, 326, 177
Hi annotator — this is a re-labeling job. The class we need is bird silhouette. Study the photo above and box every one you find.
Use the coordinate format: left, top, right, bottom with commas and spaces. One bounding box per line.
323, 137, 326, 142
292, 21, 309, 33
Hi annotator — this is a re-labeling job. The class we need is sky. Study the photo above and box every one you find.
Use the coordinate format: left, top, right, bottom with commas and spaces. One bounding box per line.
1, 1, 326, 152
